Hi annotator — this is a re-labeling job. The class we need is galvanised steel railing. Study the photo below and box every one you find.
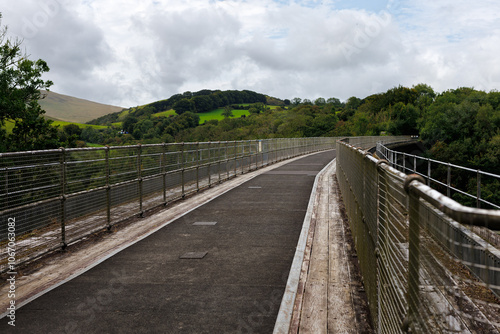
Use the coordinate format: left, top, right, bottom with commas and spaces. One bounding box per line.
377, 142, 500, 210
1, 138, 336, 272
337, 140, 500, 333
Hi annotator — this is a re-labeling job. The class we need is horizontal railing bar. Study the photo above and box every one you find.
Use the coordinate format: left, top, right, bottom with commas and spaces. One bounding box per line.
408, 180, 500, 229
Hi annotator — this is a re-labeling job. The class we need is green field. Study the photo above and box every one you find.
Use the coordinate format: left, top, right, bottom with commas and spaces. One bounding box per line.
51, 120, 109, 129
198, 109, 250, 123
151, 108, 251, 123
2, 119, 108, 134
152, 109, 176, 118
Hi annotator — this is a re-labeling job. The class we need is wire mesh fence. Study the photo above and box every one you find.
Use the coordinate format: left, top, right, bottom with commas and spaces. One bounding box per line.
337, 140, 500, 333
1, 138, 337, 272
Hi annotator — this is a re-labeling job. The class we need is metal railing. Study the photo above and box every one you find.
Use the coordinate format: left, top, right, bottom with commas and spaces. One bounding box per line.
1, 138, 337, 272
337, 140, 500, 333
377, 142, 500, 210
341, 135, 414, 150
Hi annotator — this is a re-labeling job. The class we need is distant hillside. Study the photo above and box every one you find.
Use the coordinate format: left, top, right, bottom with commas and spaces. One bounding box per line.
39, 90, 124, 123
88, 89, 274, 125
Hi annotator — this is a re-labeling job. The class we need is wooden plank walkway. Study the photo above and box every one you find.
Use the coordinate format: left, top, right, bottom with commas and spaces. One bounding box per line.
286, 161, 373, 334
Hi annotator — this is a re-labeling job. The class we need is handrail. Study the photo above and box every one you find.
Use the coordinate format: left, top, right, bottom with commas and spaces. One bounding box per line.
337, 140, 500, 333
377, 142, 500, 210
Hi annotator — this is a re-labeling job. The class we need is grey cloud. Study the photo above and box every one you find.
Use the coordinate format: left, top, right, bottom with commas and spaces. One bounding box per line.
125, 6, 243, 100
3, 1, 113, 103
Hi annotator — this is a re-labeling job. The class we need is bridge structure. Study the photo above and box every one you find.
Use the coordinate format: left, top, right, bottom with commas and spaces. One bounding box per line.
0, 136, 499, 333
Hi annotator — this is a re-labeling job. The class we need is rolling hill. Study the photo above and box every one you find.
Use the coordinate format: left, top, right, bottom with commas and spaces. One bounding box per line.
38, 90, 124, 123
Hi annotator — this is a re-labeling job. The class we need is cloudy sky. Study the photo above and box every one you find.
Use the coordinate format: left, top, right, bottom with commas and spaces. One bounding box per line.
2, 0, 500, 107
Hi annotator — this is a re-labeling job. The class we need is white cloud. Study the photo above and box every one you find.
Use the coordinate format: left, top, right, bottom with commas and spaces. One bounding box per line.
2, 0, 500, 108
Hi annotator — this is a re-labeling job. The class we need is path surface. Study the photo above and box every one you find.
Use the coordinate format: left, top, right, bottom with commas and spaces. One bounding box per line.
1, 151, 337, 333
286, 161, 373, 334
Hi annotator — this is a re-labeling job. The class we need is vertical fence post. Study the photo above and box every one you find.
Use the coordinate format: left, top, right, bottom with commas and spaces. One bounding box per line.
404, 175, 424, 333
162, 143, 167, 205
234, 141, 237, 176
427, 159, 431, 186
241, 141, 245, 174
105, 146, 111, 229
447, 163, 451, 198
60, 148, 67, 249
208, 142, 212, 187
137, 144, 143, 217
217, 141, 221, 183
477, 169, 481, 208
181, 143, 185, 198
196, 142, 200, 192
275, 139, 278, 162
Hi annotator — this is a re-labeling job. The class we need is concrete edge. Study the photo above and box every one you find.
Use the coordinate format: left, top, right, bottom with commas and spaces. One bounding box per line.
273, 157, 337, 334
0, 150, 330, 320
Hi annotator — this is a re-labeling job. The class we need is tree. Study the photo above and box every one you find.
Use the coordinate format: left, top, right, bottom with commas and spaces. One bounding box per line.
249, 102, 266, 114
192, 95, 214, 113
345, 96, 362, 110
0, 14, 59, 152
222, 105, 234, 118
173, 98, 194, 115
291, 97, 302, 106
63, 123, 82, 137
326, 97, 342, 108
314, 97, 326, 106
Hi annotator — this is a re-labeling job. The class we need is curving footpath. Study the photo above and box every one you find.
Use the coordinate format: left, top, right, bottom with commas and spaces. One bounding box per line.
0, 150, 362, 333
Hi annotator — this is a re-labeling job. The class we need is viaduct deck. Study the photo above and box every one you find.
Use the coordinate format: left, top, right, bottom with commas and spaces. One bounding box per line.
0, 150, 371, 333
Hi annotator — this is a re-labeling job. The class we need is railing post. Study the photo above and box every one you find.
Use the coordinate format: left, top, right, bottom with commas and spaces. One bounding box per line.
105, 146, 111, 229
404, 175, 425, 333
59, 147, 67, 249
208, 142, 212, 187
447, 163, 451, 198
234, 141, 237, 176
477, 169, 481, 208
427, 159, 431, 186
181, 143, 185, 198
162, 143, 167, 205
223, 141, 227, 179
137, 144, 143, 217
217, 141, 221, 183
196, 142, 200, 192
241, 141, 245, 174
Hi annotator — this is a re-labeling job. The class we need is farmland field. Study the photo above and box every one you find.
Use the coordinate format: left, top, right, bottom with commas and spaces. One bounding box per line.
151, 108, 251, 123
2, 119, 109, 134
198, 109, 250, 123
50, 120, 109, 129
152, 109, 176, 118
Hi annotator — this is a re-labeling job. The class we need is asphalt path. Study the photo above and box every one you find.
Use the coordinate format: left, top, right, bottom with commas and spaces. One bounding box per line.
1, 150, 335, 334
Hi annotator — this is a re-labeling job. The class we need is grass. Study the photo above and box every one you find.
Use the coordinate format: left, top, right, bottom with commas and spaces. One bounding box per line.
198, 109, 250, 123
38, 90, 123, 123
2, 119, 108, 134
151, 108, 251, 123
152, 109, 176, 118
117, 109, 131, 121
51, 120, 109, 129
